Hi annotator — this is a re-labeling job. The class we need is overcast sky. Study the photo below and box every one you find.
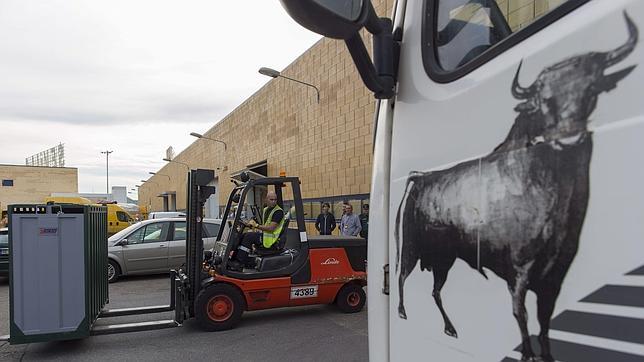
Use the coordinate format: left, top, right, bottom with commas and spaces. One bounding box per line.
0, 1, 321, 199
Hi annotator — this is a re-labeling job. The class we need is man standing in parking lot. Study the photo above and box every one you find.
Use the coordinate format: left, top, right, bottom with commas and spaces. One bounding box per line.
340, 204, 361, 237
359, 204, 369, 241
315, 202, 336, 235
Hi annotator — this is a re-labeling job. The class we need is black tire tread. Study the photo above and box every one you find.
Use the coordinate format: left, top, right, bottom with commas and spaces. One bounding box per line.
336, 282, 366, 313
108, 259, 120, 283
195, 283, 245, 331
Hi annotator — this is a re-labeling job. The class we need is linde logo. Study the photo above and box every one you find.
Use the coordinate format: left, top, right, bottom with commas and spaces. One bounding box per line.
39, 227, 58, 235
321, 258, 340, 265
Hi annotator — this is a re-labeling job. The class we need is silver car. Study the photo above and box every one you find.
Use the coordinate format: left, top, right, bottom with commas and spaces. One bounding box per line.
107, 217, 220, 282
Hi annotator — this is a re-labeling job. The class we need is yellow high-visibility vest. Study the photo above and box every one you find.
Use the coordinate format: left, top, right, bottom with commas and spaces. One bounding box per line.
262, 205, 286, 248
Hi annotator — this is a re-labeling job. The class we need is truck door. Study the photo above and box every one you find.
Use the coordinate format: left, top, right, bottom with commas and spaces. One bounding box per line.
389, 1, 642, 361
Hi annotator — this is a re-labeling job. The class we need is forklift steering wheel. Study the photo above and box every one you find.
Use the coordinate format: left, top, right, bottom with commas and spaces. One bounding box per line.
235, 219, 248, 232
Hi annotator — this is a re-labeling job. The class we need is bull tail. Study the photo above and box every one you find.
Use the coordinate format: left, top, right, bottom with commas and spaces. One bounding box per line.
395, 172, 422, 273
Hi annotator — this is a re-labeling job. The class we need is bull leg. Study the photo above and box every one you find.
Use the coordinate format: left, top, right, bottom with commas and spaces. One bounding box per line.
397, 245, 419, 319
536, 286, 561, 362
397, 270, 409, 319
433, 263, 458, 338
508, 268, 535, 361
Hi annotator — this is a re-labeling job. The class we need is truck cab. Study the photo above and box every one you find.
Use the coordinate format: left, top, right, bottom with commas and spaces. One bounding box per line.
280, 1, 643, 361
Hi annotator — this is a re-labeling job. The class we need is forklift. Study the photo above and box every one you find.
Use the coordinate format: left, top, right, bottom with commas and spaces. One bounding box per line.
176, 169, 367, 331
2, 168, 366, 342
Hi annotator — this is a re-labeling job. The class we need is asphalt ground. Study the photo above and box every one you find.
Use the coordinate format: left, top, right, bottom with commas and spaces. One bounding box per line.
0, 274, 368, 361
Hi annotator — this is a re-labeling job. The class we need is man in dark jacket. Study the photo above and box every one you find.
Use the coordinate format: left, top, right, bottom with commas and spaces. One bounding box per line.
359, 204, 369, 241
315, 202, 336, 235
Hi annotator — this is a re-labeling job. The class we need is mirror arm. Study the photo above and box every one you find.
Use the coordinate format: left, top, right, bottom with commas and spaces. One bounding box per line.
344, 14, 396, 99
373, 18, 395, 88
363, 1, 383, 34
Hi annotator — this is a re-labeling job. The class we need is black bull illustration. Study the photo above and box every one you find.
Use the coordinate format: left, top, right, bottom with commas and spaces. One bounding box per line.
395, 12, 637, 362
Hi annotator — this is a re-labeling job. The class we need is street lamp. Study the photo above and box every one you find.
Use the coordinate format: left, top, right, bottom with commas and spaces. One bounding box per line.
149, 171, 171, 180
141, 179, 158, 186
100, 150, 113, 197
163, 158, 190, 169
190, 132, 227, 150
259, 67, 320, 103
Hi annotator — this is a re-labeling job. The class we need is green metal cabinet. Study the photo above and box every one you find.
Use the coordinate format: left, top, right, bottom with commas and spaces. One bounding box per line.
8, 204, 108, 344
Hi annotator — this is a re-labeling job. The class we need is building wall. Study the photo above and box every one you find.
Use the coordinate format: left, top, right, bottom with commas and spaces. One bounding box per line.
139, 0, 555, 220
139, 0, 396, 217
0, 164, 78, 215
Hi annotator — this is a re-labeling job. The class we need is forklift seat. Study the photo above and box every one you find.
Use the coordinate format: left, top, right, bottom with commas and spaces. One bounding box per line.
255, 249, 299, 272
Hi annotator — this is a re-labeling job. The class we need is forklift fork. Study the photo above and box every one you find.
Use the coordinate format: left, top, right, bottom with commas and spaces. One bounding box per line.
90, 270, 185, 336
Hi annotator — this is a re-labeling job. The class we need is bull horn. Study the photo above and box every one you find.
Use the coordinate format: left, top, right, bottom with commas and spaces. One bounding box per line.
603, 11, 638, 68
511, 60, 533, 100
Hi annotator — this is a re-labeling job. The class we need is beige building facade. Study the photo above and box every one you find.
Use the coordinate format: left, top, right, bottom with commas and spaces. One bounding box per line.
0, 164, 78, 217
139, 0, 564, 226
140, 0, 396, 225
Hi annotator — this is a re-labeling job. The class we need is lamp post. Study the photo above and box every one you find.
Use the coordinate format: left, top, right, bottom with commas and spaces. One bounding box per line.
100, 150, 113, 198
163, 158, 190, 169
190, 132, 227, 151
259, 67, 320, 103
141, 179, 158, 186
149, 171, 171, 180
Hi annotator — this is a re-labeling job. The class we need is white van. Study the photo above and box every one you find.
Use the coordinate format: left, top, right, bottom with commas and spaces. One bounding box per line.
148, 211, 186, 220
281, 1, 643, 361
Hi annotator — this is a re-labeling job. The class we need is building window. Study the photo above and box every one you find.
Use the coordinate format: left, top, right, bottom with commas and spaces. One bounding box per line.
2, 180, 13, 187
289, 193, 370, 221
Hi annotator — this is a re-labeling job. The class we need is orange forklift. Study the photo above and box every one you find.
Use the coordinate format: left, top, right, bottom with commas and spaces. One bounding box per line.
178, 169, 367, 331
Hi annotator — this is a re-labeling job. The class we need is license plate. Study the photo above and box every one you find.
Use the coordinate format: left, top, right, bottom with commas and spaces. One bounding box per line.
290, 285, 318, 299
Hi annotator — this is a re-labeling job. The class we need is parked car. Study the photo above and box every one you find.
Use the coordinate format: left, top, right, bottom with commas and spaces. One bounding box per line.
107, 218, 220, 282
0, 227, 8, 277
148, 211, 186, 219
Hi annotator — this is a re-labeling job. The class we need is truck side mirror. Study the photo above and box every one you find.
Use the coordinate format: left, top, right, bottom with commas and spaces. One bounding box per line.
279, 0, 369, 39
119, 239, 129, 246
280, 0, 397, 99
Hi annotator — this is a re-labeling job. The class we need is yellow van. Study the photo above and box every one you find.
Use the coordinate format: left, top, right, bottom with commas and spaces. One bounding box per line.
104, 203, 135, 235
44, 197, 135, 235
44, 196, 93, 205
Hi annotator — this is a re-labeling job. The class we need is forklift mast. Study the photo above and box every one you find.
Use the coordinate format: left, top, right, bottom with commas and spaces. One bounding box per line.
185, 169, 216, 317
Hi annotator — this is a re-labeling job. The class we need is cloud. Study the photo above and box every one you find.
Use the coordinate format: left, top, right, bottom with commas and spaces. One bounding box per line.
0, 0, 321, 193
0, 90, 238, 126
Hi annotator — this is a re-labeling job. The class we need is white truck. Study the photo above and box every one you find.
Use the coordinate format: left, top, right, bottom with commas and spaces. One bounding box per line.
280, 1, 643, 361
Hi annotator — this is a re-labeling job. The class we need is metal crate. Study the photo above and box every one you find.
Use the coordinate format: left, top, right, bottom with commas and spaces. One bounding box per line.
8, 204, 108, 344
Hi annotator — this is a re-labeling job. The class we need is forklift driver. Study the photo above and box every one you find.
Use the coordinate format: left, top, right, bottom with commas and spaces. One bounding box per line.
229, 191, 285, 271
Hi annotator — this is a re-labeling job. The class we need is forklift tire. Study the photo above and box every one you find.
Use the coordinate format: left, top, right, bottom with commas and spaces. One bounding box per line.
108, 260, 120, 283
336, 283, 366, 313
195, 283, 245, 331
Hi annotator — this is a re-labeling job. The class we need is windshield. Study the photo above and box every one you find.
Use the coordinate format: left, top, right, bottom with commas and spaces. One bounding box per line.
108, 223, 140, 243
